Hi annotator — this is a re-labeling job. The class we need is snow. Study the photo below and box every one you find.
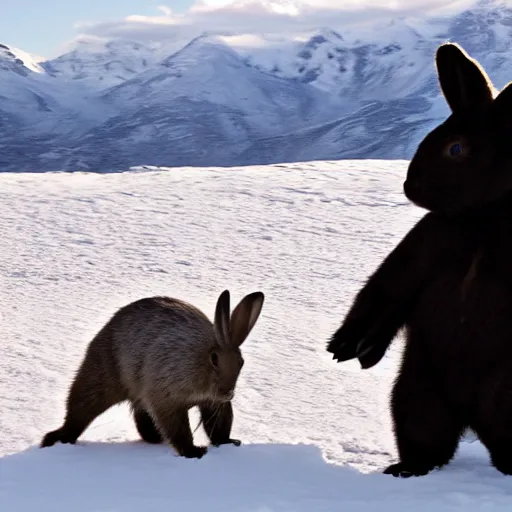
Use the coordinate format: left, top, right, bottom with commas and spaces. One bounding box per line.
2, 160, 512, 510
238, 19, 439, 99
6, 45, 45, 74
133, 36, 337, 113
42, 39, 169, 88
0, 43, 115, 136
6, 2, 512, 171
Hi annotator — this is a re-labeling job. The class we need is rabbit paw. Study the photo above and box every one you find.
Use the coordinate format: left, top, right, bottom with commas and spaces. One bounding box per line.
327, 326, 361, 362
40, 427, 77, 448
213, 438, 242, 447
383, 462, 434, 478
181, 445, 208, 459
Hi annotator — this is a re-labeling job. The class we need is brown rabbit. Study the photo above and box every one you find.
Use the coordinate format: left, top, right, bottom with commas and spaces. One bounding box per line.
41, 289, 264, 458
327, 42, 512, 477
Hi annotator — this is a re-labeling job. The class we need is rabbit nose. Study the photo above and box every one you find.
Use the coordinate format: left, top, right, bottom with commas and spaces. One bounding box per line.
221, 389, 235, 400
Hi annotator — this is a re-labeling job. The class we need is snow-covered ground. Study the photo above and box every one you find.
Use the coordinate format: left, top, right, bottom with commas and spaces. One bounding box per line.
2, 160, 511, 511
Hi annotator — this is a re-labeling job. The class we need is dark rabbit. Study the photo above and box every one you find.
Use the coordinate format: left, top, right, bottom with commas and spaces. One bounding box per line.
41, 289, 264, 459
327, 42, 512, 477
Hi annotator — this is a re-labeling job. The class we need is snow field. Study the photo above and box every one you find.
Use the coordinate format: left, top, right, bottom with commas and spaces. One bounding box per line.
2, 161, 510, 511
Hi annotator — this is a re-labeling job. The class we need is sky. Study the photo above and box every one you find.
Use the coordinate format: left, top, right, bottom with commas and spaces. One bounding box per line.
2, 0, 193, 57
2, 0, 481, 59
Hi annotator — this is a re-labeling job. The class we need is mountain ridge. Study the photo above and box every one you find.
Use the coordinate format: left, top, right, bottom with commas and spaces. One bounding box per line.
1, 0, 511, 172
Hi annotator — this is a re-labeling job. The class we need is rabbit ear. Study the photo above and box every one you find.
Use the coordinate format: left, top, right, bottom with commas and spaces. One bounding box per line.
436, 43, 494, 114
214, 289, 231, 345
229, 292, 264, 347
492, 82, 512, 125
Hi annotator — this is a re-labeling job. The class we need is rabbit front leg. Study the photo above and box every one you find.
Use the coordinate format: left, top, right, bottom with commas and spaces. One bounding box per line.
327, 213, 441, 369
152, 405, 208, 458
200, 401, 241, 447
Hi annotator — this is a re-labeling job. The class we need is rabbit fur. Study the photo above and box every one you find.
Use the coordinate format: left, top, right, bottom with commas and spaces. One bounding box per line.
41, 289, 264, 459
327, 42, 512, 477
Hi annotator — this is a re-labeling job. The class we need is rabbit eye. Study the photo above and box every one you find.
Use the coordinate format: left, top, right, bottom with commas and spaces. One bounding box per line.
210, 352, 219, 368
449, 142, 462, 157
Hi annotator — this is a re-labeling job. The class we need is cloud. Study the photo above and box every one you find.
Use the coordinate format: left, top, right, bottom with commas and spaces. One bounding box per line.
157, 5, 173, 16
193, 0, 474, 13
70, 0, 479, 49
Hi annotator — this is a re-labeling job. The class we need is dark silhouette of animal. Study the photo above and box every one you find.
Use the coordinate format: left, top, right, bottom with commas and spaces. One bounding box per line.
41, 289, 264, 458
327, 42, 512, 477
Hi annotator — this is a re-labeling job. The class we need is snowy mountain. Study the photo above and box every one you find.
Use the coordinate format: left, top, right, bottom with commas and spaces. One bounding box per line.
2, 0, 512, 172
241, 97, 437, 164
0, 44, 44, 75
42, 39, 162, 88
63, 36, 346, 170
0, 42, 113, 161
239, 24, 437, 101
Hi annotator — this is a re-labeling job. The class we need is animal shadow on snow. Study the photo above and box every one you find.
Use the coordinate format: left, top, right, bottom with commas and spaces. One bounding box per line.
1, 441, 512, 511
